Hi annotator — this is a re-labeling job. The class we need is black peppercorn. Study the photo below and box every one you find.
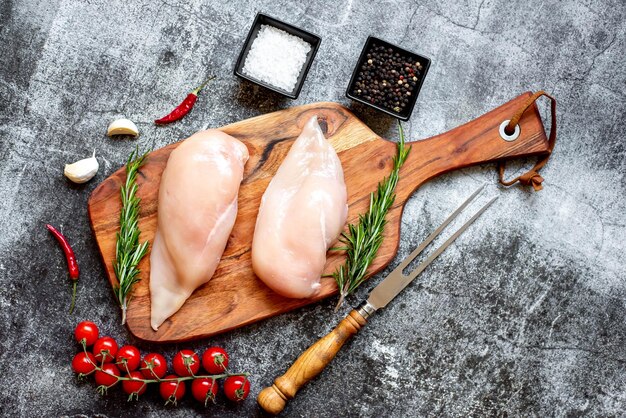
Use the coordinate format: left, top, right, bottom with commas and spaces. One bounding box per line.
351, 42, 425, 115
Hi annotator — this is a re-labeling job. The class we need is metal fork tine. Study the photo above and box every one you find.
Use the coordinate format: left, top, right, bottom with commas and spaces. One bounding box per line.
403, 196, 498, 282
392, 184, 486, 275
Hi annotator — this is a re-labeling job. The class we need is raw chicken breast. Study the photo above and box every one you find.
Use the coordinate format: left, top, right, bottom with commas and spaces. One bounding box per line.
252, 116, 348, 298
150, 130, 248, 331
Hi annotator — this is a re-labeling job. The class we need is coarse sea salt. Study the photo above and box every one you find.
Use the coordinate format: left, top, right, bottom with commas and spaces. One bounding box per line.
242, 25, 312, 93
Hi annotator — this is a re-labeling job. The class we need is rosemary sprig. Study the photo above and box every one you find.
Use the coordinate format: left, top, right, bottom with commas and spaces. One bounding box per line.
113, 148, 149, 325
333, 121, 411, 310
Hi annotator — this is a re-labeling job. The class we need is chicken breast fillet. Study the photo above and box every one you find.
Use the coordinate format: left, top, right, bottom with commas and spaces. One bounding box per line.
150, 130, 248, 331
251, 116, 348, 298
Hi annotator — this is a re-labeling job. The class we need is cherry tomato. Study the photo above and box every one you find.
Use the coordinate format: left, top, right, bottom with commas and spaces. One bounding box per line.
116, 345, 141, 372
93, 336, 118, 363
159, 375, 186, 405
122, 371, 148, 398
223, 375, 250, 402
140, 353, 168, 379
191, 378, 218, 405
95, 363, 120, 388
201, 347, 229, 374
71, 351, 97, 375
74, 321, 99, 346
172, 350, 200, 377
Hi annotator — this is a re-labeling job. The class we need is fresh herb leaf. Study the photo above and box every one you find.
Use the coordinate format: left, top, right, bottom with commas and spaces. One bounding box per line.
113, 148, 149, 324
333, 121, 411, 310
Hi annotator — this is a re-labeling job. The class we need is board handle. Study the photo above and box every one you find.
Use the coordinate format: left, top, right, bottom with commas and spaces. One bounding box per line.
395, 92, 552, 203
257, 309, 367, 415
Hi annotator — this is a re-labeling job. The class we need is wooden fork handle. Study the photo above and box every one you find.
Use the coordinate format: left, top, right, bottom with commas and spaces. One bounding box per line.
257, 309, 367, 415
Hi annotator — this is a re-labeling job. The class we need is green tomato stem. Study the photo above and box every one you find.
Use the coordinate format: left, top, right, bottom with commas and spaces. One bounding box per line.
81, 340, 249, 388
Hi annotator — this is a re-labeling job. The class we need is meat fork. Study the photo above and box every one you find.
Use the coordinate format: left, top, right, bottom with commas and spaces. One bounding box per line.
258, 184, 497, 414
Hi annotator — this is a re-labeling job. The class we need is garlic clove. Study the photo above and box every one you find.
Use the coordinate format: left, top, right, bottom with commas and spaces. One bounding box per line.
64, 151, 99, 184
107, 118, 139, 137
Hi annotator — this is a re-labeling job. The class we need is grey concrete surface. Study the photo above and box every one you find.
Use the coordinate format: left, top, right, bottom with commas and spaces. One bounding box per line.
1, 0, 625, 416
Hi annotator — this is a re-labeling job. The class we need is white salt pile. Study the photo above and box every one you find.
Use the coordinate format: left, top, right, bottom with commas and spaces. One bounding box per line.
242, 25, 312, 93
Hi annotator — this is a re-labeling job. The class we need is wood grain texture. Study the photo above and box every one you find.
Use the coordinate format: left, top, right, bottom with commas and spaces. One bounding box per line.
257, 309, 367, 415
88, 94, 549, 343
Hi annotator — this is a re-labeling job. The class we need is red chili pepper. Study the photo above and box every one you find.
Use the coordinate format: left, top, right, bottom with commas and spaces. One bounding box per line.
46, 224, 79, 314
154, 76, 215, 125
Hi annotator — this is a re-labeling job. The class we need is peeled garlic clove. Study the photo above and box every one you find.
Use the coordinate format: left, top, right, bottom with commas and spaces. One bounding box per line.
64, 152, 99, 184
107, 118, 139, 137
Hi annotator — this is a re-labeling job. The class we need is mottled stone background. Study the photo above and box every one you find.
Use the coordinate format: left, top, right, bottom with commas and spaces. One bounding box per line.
1, 0, 624, 416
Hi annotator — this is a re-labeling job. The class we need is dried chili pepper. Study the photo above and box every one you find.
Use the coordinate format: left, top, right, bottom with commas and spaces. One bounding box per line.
46, 224, 79, 313
154, 76, 215, 125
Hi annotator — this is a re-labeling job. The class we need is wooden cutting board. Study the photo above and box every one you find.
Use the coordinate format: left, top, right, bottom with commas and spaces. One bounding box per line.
88, 93, 549, 343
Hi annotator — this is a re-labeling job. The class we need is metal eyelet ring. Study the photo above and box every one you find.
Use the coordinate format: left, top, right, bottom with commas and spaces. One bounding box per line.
499, 120, 520, 142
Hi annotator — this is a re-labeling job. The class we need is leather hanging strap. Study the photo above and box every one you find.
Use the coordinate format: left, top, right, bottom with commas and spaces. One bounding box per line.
497, 90, 557, 191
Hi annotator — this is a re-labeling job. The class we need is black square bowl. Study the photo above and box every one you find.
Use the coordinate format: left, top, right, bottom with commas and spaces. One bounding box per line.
346, 36, 431, 121
234, 13, 321, 99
